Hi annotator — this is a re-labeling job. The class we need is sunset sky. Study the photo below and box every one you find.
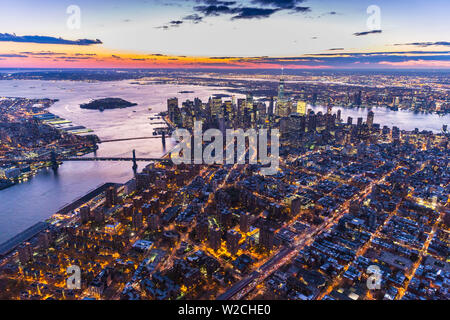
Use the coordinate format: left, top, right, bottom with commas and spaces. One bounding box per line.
0, 0, 449, 69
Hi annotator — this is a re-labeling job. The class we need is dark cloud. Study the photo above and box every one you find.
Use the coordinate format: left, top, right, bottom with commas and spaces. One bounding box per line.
250, 0, 306, 9
353, 29, 382, 36
183, 14, 203, 23
0, 53, 27, 58
194, 4, 238, 16
328, 48, 344, 51
20, 51, 66, 56
0, 33, 102, 45
231, 7, 280, 19
195, 0, 236, 5
193, 0, 310, 20
395, 41, 450, 47
290, 6, 310, 12
170, 20, 184, 25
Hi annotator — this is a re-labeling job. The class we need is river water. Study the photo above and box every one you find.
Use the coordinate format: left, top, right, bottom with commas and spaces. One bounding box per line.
0, 79, 448, 244
0, 80, 241, 243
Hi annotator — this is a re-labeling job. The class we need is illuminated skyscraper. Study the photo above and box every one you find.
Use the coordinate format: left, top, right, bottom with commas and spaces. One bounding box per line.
246, 93, 253, 112
167, 97, 179, 123
296, 100, 307, 115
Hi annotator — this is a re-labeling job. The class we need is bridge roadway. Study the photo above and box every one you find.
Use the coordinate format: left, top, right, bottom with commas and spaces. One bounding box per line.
99, 136, 163, 143
0, 157, 170, 163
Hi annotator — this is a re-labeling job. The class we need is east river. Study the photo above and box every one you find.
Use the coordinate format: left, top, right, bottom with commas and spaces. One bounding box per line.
0, 79, 448, 244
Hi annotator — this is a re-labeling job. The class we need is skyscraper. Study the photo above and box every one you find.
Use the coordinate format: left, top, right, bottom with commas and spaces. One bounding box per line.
226, 230, 241, 255
296, 100, 307, 115
209, 227, 222, 251
239, 212, 251, 233
167, 97, 179, 122
18, 242, 33, 265
80, 205, 91, 224
259, 226, 275, 251
105, 186, 118, 208
367, 111, 374, 128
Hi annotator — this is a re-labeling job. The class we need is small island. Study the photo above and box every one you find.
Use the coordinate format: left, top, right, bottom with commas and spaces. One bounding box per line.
80, 98, 137, 111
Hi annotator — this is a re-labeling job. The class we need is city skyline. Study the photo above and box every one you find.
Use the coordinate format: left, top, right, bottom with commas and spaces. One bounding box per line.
0, 0, 449, 69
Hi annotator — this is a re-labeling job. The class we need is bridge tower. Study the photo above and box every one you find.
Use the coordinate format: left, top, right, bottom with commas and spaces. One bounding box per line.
132, 149, 138, 173
50, 150, 59, 172
162, 131, 166, 149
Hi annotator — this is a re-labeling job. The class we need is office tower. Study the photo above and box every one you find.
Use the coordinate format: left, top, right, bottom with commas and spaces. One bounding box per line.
167, 97, 179, 122
288, 114, 304, 139
132, 211, 143, 230
196, 215, 209, 241
237, 98, 246, 116
80, 205, 90, 224
280, 117, 290, 138
296, 100, 307, 115
245, 94, 254, 115
226, 230, 241, 256
357, 117, 363, 127
240, 212, 251, 233
18, 242, 33, 265
38, 230, 52, 249
347, 116, 353, 125
94, 208, 105, 223
289, 196, 301, 216
259, 226, 275, 251
354, 90, 362, 106
268, 97, 274, 116
367, 111, 374, 128
211, 96, 223, 117
148, 213, 160, 231
392, 126, 400, 141
209, 227, 222, 251
278, 77, 285, 103
219, 210, 232, 230
257, 102, 266, 119
307, 113, 317, 132
105, 186, 118, 208
337, 109, 341, 121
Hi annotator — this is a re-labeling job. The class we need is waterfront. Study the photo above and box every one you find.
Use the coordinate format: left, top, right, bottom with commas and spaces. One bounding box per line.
0, 80, 239, 244
0, 79, 448, 244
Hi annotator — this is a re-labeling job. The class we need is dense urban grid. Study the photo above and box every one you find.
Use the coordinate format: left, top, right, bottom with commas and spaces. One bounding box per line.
0, 74, 448, 301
